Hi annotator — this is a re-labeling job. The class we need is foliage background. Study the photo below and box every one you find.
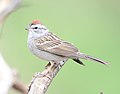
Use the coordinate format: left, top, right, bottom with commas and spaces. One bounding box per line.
0, 0, 120, 94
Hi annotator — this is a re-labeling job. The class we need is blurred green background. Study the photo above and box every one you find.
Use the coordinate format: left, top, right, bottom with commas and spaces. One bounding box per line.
0, 0, 120, 94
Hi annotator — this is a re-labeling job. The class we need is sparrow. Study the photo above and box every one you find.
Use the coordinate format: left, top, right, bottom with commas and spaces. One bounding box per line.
26, 20, 108, 69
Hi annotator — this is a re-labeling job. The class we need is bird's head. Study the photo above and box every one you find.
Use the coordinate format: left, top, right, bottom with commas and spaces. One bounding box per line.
25, 20, 49, 34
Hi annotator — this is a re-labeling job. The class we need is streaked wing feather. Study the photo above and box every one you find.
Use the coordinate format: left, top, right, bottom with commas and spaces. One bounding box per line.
34, 34, 79, 57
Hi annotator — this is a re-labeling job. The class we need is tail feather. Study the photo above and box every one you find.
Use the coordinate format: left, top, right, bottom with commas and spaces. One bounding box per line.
78, 53, 108, 65
73, 59, 85, 66
86, 55, 108, 65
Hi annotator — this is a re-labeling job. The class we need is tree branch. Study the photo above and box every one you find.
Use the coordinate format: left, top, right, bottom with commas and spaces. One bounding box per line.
0, 54, 27, 94
12, 75, 27, 94
28, 60, 66, 94
0, 0, 27, 94
0, 54, 13, 94
0, 0, 21, 24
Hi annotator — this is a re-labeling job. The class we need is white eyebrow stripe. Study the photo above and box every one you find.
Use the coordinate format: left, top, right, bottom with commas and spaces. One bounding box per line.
38, 28, 47, 30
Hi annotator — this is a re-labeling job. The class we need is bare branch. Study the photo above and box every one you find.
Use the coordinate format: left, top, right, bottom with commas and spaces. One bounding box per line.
0, 54, 27, 94
0, 0, 27, 94
0, 0, 21, 24
28, 61, 66, 94
0, 54, 13, 94
13, 79, 27, 94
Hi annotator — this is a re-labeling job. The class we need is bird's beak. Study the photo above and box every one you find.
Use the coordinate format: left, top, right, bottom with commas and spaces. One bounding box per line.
25, 27, 29, 31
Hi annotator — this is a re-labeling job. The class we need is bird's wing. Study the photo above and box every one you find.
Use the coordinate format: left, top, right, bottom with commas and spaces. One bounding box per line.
34, 33, 79, 58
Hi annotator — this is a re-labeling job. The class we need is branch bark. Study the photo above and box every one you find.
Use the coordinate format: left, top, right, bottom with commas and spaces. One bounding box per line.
28, 60, 66, 94
0, 54, 27, 94
12, 73, 27, 94
0, 54, 13, 94
0, 0, 21, 24
0, 0, 27, 94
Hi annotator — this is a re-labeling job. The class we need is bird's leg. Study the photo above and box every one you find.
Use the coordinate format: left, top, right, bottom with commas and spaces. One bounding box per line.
41, 60, 66, 79
41, 61, 54, 78
46, 61, 54, 72
45, 62, 51, 69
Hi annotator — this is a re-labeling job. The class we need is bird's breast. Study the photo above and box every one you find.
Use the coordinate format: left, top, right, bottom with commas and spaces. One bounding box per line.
28, 38, 67, 61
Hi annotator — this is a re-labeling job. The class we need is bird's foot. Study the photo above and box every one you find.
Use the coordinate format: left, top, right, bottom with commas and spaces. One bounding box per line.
41, 62, 55, 79
45, 62, 51, 69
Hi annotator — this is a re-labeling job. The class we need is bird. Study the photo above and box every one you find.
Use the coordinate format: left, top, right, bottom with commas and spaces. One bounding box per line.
26, 20, 108, 71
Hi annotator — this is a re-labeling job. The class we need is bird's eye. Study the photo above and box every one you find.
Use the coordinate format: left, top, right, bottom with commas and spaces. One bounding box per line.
34, 27, 38, 29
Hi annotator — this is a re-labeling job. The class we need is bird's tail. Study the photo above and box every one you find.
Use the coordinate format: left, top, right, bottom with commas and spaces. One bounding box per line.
78, 53, 108, 65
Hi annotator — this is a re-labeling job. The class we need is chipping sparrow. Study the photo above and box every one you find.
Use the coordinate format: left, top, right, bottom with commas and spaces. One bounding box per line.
26, 20, 108, 69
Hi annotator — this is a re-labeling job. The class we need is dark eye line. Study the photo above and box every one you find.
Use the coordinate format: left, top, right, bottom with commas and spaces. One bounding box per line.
34, 27, 38, 29
33, 27, 47, 30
